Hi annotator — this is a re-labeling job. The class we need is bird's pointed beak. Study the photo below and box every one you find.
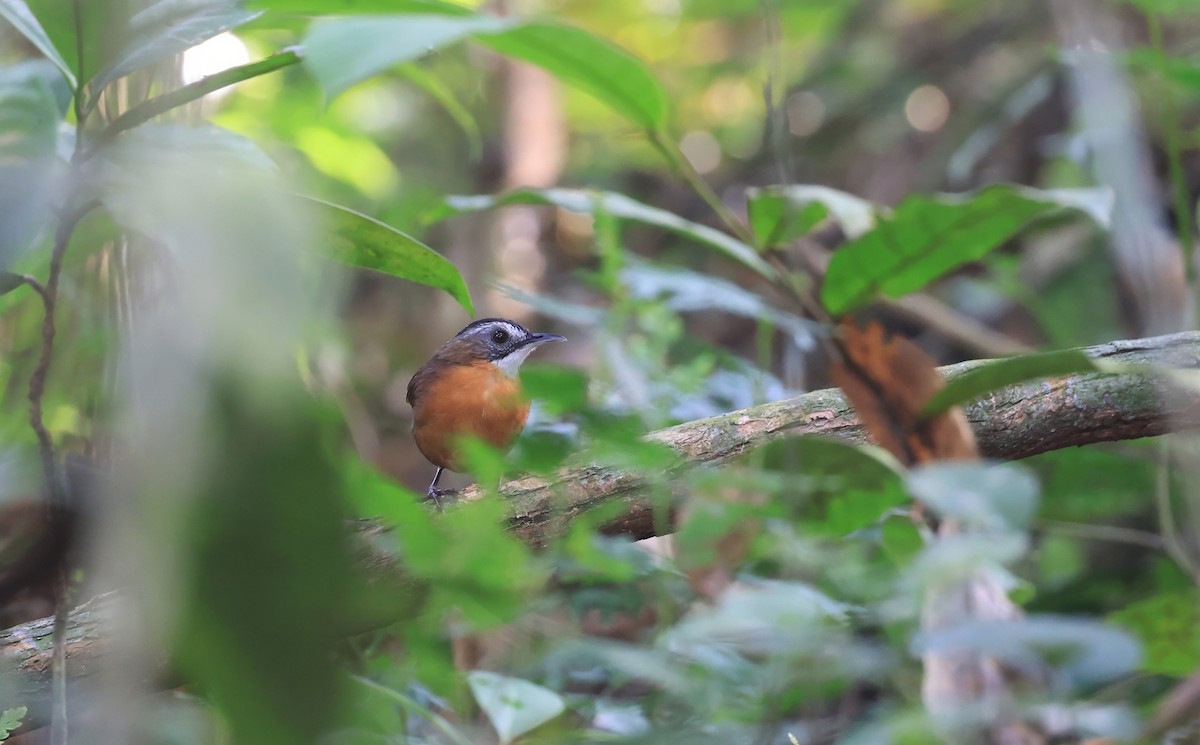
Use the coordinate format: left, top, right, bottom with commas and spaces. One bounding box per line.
523, 332, 567, 348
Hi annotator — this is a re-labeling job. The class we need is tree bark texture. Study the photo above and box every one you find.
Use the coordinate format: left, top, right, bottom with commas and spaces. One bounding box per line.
5, 331, 1200, 725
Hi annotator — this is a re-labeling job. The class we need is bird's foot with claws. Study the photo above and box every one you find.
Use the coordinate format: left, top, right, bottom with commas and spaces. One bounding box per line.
425, 487, 459, 512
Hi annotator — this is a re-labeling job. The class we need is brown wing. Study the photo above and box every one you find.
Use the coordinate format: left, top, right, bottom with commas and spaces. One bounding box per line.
407, 363, 433, 407
830, 320, 977, 466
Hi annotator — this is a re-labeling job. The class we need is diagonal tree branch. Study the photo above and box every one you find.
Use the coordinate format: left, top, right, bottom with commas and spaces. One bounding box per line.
5, 331, 1200, 728
493, 331, 1200, 544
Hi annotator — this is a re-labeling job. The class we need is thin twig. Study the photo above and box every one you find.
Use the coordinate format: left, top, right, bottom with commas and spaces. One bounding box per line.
1036, 518, 1166, 551
50, 568, 71, 744
28, 200, 99, 501
1156, 440, 1200, 581
42, 9, 92, 732
10, 274, 48, 299
648, 130, 756, 246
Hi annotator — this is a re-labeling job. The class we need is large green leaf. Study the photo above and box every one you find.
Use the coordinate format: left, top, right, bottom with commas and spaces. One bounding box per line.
0, 60, 64, 268
915, 616, 1141, 687
307, 197, 473, 315
820, 185, 1113, 314
433, 188, 778, 281
746, 184, 876, 249
302, 14, 509, 97
302, 14, 669, 130
0, 0, 76, 86
907, 462, 1039, 531
26, 0, 132, 84
174, 384, 352, 745
468, 671, 566, 745
88, 1, 263, 99
475, 21, 669, 130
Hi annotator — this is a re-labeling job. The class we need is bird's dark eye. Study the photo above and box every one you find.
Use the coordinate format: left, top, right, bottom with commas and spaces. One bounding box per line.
491, 328, 510, 345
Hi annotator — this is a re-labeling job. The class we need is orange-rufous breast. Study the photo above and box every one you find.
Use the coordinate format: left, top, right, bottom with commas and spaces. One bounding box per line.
411, 361, 531, 472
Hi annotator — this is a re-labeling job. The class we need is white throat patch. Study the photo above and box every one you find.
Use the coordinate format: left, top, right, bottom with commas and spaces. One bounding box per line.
494, 344, 538, 377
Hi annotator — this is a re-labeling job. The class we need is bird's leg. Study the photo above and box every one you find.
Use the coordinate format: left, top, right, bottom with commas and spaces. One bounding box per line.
425, 467, 457, 511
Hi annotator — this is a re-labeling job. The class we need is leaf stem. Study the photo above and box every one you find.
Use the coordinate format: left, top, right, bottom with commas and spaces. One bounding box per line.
29, 199, 98, 503
5, 273, 48, 298
649, 129, 755, 246
1036, 518, 1165, 551
1155, 442, 1200, 581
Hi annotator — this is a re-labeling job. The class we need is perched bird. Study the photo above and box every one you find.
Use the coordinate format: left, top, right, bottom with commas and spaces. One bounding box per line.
407, 318, 565, 504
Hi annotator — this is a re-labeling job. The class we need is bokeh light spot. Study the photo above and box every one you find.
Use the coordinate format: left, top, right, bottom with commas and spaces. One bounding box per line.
680, 131, 722, 174
787, 90, 826, 137
905, 84, 950, 133
181, 32, 250, 101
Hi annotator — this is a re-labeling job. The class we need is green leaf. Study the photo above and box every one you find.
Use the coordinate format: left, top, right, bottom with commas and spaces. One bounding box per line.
249, 0, 473, 14
100, 50, 302, 141
84, 124, 279, 244
24, 0, 115, 85
0, 272, 29, 296
434, 188, 778, 281
820, 185, 1113, 315
468, 671, 565, 745
915, 616, 1141, 687
902, 533, 1027, 599
662, 580, 853, 661
475, 21, 669, 130
1126, 48, 1200, 92
87, 1, 263, 99
907, 462, 1039, 531
0, 60, 64, 267
881, 516, 923, 566
173, 384, 352, 745
302, 14, 669, 130
0, 706, 26, 741
1109, 590, 1200, 676
302, 14, 509, 97
753, 436, 907, 535
746, 185, 876, 249
0, 0, 76, 86
520, 363, 588, 411
921, 349, 1115, 419
1120, 0, 1200, 14
305, 197, 473, 315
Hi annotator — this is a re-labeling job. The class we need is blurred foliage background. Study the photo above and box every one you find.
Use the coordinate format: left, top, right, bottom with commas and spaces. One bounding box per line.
1, 0, 1200, 742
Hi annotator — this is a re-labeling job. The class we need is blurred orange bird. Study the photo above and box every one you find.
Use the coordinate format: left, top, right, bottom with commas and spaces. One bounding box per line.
407, 318, 565, 504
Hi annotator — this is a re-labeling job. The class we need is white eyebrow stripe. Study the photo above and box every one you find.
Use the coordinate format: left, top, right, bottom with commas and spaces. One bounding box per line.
478, 321, 524, 340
